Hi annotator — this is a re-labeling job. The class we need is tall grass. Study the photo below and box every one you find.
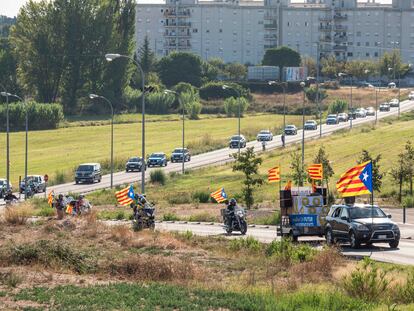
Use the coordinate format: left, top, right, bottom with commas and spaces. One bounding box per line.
150, 169, 167, 185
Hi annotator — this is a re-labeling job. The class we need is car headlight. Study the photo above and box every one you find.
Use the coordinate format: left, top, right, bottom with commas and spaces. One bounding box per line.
356, 224, 369, 231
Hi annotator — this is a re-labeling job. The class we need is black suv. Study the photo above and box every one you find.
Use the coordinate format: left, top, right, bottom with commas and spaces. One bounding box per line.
147, 153, 167, 167
125, 157, 146, 172
324, 204, 400, 249
229, 135, 247, 149
171, 148, 191, 163
75, 163, 102, 184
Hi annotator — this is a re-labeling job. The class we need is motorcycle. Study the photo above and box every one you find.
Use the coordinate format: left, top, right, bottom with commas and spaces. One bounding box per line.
221, 206, 247, 235
65, 196, 92, 216
131, 198, 155, 231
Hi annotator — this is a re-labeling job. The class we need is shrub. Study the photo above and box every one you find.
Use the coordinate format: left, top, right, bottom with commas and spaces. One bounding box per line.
0, 101, 64, 131
188, 212, 217, 223
150, 169, 167, 185
342, 258, 389, 302
4, 207, 31, 225
229, 236, 261, 253
265, 239, 316, 262
191, 190, 210, 203
322, 80, 340, 89
123, 86, 142, 111
395, 272, 414, 304
180, 90, 202, 120
167, 192, 191, 205
173, 82, 197, 95
328, 99, 348, 114
162, 212, 180, 221
145, 92, 175, 114
199, 82, 249, 101
305, 86, 328, 103
35, 207, 55, 217
402, 196, 414, 208
223, 97, 249, 117
0, 271, 23, 288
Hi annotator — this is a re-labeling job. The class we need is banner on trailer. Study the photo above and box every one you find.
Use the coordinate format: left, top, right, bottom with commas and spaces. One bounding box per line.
292, 195, 328, 226
284, 67, 308, 82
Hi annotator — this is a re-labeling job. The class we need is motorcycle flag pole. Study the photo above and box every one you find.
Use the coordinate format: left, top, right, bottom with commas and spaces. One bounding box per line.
278, 163, 282, 238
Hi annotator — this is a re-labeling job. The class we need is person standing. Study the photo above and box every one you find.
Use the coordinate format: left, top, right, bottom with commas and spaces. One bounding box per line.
55, 194, 65, 220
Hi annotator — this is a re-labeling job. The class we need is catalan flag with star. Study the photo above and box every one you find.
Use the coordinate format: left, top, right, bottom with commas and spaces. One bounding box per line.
268, 166, 281, 183
307, 164, 323, 180
116, 185, 135, 206
210, 188, 228, 203
336, 161, 373, 197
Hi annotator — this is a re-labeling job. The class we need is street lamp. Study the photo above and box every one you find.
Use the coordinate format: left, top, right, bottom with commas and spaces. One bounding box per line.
391, 41, 400, 118
268, 80, 287, 147
105, 53, 146, 194
89, 94, 114, 188
222, 84, 242, 155
338, 72, 353, 129
0, 87, 10, 191
164, 89, 186, 174
300, 81, 306, 187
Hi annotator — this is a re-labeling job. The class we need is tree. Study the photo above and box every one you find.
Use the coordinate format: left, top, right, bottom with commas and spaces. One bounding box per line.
201, 60, 219, 83
321, 55, 345, 79
225, 63, 247, 80
262, 46, 301, 70
290, 150, 305, 186
313, 146, 334, 188
390, 152, 407, 203
305, 86, 327, 103
301, 56, 317, 77
232, 147, 263, 209
179, 89, 202, 120
0, 38, 19, 94
138, 35, 156, 73
328, 99, 347, 114
157, 52, 203, 87
345, 60, 377, 80
223, 97, 249, 117
358, 150, 384, 193
404, 141, 414, 196
378, 50, 411, 79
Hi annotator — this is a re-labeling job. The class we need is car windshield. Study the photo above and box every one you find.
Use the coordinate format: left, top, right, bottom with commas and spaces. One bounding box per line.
305, 121, 315, 124
286, 126, 295, 129
128, 157, 141, 162
173, 149, 184, 153
259, 131, 269, 134
349, 207, 386, 219
77, 165, 93, 172
231, 136, 242, 140
151, 154, 164, 158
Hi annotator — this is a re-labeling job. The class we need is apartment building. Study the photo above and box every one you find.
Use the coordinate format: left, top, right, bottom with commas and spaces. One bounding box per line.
136, 0, 414, 64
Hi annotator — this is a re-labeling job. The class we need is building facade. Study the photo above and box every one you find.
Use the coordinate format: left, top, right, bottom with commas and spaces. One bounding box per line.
136, 0, 414, 64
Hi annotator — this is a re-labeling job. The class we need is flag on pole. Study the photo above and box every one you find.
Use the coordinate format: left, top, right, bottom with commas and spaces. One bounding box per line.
307, 164, 323, 180
116, 185, 135, 206
284, 180, 292, 191
268, 166, 281, 183
47, 191, 54, 207
336, 161, 373, 197
311, 180, 317, 193
210, 188, 228, 203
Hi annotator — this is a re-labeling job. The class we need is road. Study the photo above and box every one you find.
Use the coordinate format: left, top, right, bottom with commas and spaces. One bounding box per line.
41, 98, 414, 196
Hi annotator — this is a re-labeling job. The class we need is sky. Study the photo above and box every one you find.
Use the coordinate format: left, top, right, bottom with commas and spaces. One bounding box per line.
0, 0, 392, 18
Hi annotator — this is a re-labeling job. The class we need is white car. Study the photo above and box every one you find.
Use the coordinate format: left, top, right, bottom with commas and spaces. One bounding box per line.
409, 92, 414, 100
256, 130, 273, 141
388, 82, 396, 89
389, 98, 400, 107
355, 108, 367, 118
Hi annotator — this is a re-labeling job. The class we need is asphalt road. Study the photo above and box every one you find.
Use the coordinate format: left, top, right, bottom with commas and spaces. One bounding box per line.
41, 98, 414, 196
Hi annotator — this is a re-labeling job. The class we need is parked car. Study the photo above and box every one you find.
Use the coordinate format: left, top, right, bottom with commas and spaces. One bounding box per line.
0, 179, 12, 198
148, 153, 168, 167
379, 103, 391, 112
388, 82, 396, 89
20, 175, 46, 193
229, 135, 247, 148
256, 130, 273, 141
389, 98, 400, 107
75, 163, 101, 184
338, 113, 349, 122
326, 114, 339, 125
366, 107, 376, 116
125, 157, 146, 172
409, 91, 414, 100
284, 125, 297, 135
171, 148, 191, 163
324, 204, 400, 249
355, 108, 367, 118
304, 120, 318, 131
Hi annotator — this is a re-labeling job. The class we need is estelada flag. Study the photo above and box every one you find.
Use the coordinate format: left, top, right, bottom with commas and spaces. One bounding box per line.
336, 161, 373, 197
308, 164, 323, 180
284, 180, 292, 191
116, 185, 135, 206
47, 191, 54, 207
268, 166, 281, 183
210, 188, 228, 203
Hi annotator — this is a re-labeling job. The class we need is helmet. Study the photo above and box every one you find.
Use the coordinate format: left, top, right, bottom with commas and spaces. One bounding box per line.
229, 198, 237, 206
78, 194, 84, 200
7, 189, 12, 195
58, 194, 63, 199
138, 195, 146, 204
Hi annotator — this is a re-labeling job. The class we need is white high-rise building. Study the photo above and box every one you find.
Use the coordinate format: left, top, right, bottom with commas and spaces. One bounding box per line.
136, 0, 414, 64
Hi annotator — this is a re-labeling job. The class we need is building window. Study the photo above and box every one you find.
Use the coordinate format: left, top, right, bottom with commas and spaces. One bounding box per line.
305, 22, 309, 27
374, 52, 378, 57
219, 29, 222, 33
347, 52, 353, 57
193, 28, 198, 33
366, 42, 370, 46
357, 42, 361, 46
206, 30, 210, 33
366, 53, 370, 57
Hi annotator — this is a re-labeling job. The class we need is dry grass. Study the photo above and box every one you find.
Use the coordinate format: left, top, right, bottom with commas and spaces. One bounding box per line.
109, 225, 133, 246
3, 206, 32, 226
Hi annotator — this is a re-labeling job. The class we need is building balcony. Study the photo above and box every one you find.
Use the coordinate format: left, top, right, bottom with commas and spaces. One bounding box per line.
333, 25, 348, 32
164, 32, 191, 38
264, 22, 277, 29
164, 22, 191, 27
164, 43, 192, 49
319, 25, 332, 32
320, 36, 331, 42
164, 11, 190, 17
333, 13, 347, 20
333, 45, 347, 51
319, 16, 332, 22
264, 34, 277, 39
334, 35, 347, 43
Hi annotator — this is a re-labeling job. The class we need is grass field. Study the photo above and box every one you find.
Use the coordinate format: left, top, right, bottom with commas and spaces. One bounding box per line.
0, 113, 303, 186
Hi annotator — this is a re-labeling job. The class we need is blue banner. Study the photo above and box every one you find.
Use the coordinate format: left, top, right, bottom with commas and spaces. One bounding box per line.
289, 214, 318, 227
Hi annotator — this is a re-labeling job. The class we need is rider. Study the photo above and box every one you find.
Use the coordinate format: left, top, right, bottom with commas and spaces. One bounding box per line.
55, 194, 66, 219
261, 140, 267, 151
225, 198, 237, 228
4, 190, 18, 202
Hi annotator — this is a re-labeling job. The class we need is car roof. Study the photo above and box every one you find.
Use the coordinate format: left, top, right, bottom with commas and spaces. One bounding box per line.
79, 163, 99, 166
151, 152, 165, 155
331, 204, 379, 209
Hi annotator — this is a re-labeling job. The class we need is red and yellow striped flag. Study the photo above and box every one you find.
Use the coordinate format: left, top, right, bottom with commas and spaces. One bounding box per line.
284, 180, 292, 191
47, 191, 54, 207
268, 167, 281, 183
307, 164, 323, 180
116, 186, 134, 206
336, 161, 373, 197
210, 188, 228, 203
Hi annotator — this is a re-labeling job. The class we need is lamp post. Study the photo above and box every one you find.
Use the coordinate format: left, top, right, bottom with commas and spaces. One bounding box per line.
0, 87, 10, 191
268, 81, 286, 147
165, 89, 185, 174
300, 81, 306, 187
105, 53, 146, 194
338, 72, 352, 129
222, 84, 241, 155
89, 94, 114, 188
391, 41, 400, 118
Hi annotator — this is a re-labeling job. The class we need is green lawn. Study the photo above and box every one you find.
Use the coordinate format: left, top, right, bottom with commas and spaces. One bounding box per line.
0, 113, 302, 185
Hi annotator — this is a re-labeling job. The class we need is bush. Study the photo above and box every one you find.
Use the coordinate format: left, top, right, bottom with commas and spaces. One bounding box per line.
180, 90, 202, 120
173, 82, 197, 95
265, 239, 316, 262
305, 86, 328, 103
145, 92, 175, 114
167, 192, 191, 205
0, 101, 64, 131
35, 207, 55, 217
395, 272, 414, 304
4, 207, 30, 225
229, 236, 261, 253
402, 196, 414, 208
322, 80, 340, 89
252, 211, 280, 225
188, 212, 217, 222
199, 82, 249, 101
223, 97, 249, 117
123, 86, 142, 112
328, 99, 348, 114
191, 190, 210, 203
150, 169, 167, 185
162, 212, 180, 221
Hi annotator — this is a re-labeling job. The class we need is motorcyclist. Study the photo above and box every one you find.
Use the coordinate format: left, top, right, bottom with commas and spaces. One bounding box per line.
225, 198, 237, 228
55, 194, 66, 219
4, 190, 18, 202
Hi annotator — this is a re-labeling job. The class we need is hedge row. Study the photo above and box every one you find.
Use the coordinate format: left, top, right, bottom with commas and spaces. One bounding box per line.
0, 102, 64, 131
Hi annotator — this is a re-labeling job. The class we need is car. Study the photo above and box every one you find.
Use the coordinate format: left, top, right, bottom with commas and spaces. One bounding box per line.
125, 157, 146, 172
408, 91, 414, 100
348, 108, 357, 120
389, 98, 400, 108
326, 114, 339, 125
284, 125, 297, 135
229, 135, 247, 148
379, 103, 390, 112
338, 112, 349, 122
171, 148, 191, 163
355, 108, 367, 118
0, 179, 13, 198
366, 107, 376, 116
147, 152, 168, 167
256, 130, 273, 141
20, 175, 46, 193
75, 163, 101, 184
304, 120, 318, 131
324, 204, 400, 249
388, 82, 396, 89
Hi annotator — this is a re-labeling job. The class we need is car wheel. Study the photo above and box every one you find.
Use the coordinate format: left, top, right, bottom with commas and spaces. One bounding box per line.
349, 231, 360, 249
325, 228, 334, 246
389, 239, 399, 249
165, 162, 167, 167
